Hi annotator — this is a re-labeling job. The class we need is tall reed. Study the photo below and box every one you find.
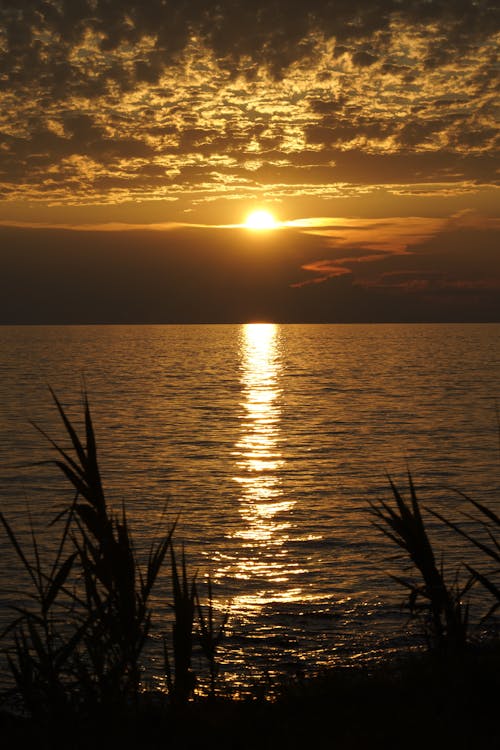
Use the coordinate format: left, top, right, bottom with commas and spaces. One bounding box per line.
1, 389, 175, 717
0, 508, 81, 720
166, 545, 197, 706
1, 388, 231, 721
196, 575, 229, 699
369, 472, 471, 654
428, 491, 500, 621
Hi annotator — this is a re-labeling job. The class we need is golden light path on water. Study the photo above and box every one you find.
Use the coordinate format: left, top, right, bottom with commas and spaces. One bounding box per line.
221, 323, 308, 613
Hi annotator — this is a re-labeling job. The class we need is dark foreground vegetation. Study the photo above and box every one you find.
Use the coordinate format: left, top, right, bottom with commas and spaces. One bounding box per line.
1, 392, 499, 749
1, 647, 500, 749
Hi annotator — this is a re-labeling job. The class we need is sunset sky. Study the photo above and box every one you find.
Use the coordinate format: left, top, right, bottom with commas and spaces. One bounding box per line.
1, 0, 498, 322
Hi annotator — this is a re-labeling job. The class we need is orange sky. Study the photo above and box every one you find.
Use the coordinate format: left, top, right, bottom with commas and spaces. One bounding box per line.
0, 1, 498, 321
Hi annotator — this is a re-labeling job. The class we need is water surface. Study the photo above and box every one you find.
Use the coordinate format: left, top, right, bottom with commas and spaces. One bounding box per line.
1, 323, 499, 692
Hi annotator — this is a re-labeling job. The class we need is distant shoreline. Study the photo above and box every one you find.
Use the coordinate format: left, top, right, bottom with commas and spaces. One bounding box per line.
1, 320, 500, 326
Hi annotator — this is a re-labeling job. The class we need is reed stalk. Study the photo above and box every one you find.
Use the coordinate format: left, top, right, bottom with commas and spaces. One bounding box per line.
167, 545, 197, 706
427, 491, 500, 621
1, 388, 176, 717
196, 575, 229, 699
369, 472, 471, 655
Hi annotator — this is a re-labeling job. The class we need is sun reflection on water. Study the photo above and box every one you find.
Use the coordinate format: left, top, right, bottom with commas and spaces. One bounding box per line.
219, 323, 306, 612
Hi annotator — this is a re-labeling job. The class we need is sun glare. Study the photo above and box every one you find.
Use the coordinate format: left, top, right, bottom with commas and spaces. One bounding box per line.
245, 210, 278, 230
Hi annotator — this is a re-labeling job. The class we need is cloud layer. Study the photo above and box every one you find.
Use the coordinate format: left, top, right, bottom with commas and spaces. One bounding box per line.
1, 213, 498, 323
1, 1, 498, 209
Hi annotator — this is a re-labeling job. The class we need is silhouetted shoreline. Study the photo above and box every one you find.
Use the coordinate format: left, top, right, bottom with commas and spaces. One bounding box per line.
2, 646, 500, 749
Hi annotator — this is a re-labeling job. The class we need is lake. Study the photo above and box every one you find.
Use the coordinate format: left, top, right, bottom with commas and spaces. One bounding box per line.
0, 323, 499, 694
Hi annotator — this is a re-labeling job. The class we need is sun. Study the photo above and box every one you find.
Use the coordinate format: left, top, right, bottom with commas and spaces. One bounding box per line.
245, 210, 278, 230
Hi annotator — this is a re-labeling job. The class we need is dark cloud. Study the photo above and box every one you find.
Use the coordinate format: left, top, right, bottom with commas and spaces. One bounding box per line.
325, 149, 498, 185
1, 1, 497, 90
351, 50, 379, 68
240, 149, 499, 188
366, 269, 500, 294
398, 121, 440, 147
0, 220, 498, 323
305, 120, 396, 146
0, 0, 498, 206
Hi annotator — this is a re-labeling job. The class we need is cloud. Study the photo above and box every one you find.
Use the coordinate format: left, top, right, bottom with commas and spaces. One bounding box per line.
286, 216, 446, 284
0, 1, 497, 209
362, 270, 500, 294
0, 219, 194, 232
2, 211, 497, 296
1, 217, 498, 323
286, 212, 500, 287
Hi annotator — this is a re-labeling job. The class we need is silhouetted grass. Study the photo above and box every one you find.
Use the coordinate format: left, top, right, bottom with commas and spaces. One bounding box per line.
0, 508, 81, 721
369, 472, 472, 655
165, 544, 197, 705
428, 490, 500, 620
0, 388, 228, 725
196, 575, 229, 699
